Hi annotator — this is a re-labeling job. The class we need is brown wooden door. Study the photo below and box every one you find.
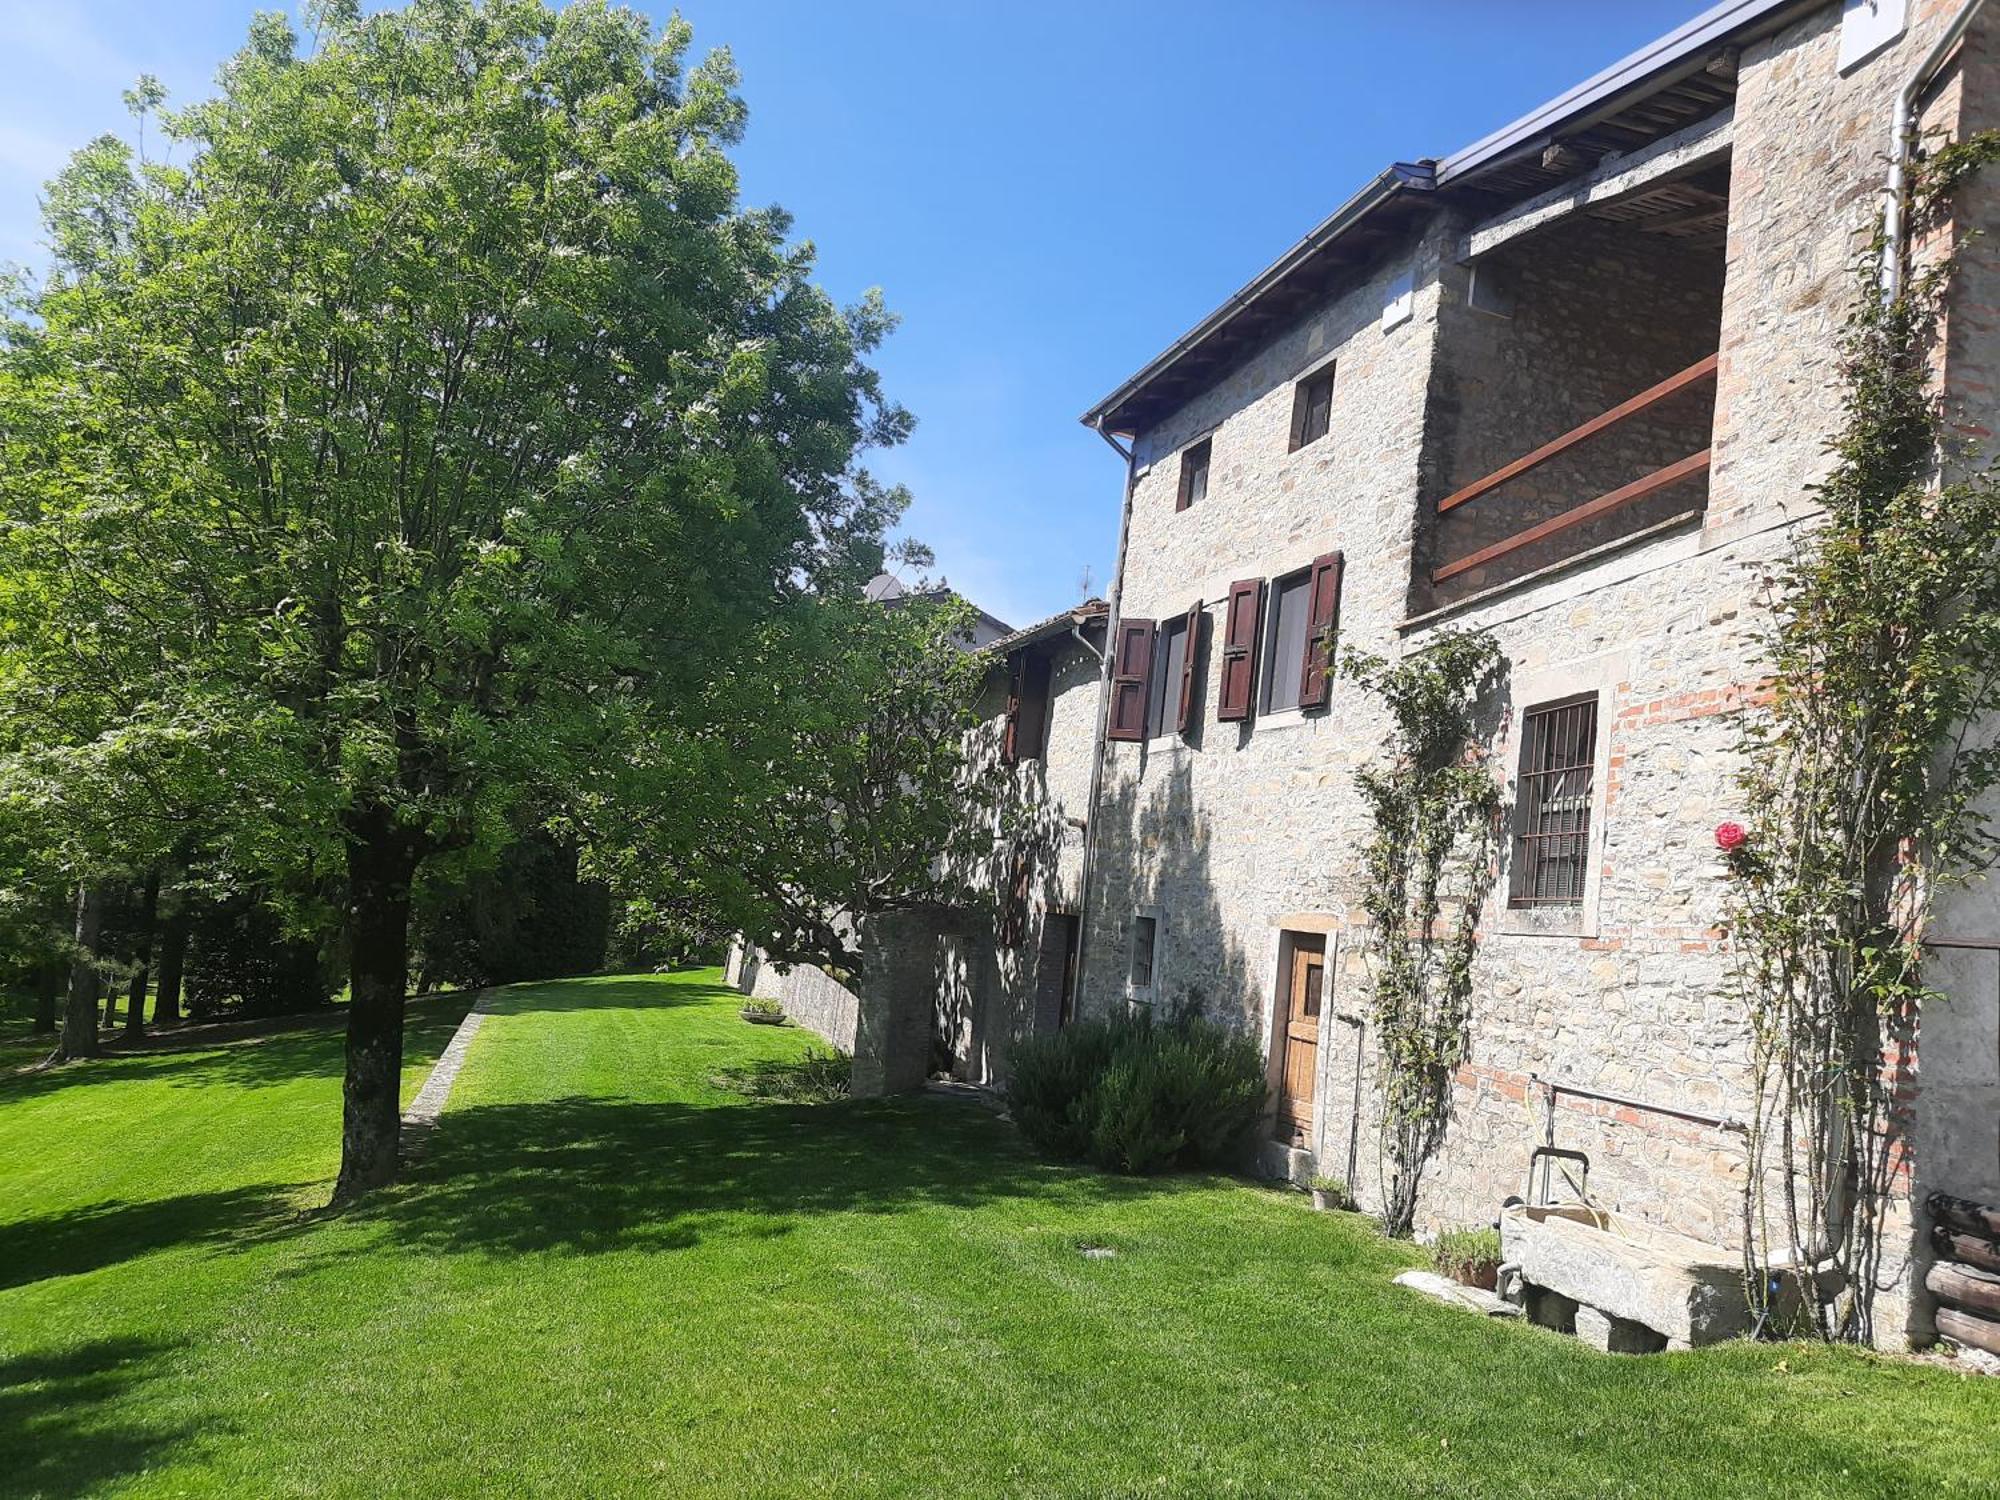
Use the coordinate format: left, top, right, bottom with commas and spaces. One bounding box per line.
1274, 935, 1324, 1146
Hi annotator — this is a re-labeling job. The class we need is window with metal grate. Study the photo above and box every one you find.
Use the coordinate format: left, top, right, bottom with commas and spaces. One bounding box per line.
1511, 695, 1597, 908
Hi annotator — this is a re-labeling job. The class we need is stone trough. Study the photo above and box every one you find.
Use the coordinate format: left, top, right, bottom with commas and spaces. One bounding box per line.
1499, 1203, 1756, 1352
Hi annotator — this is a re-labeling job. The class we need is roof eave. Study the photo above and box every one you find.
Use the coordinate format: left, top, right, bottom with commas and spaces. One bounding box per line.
1078, 162, 1436, 435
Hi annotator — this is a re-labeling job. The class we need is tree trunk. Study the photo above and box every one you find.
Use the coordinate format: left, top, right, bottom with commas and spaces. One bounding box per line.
154, 901, 188, 1027
33, 961, 62, 1033
126, 867, 161, 1038
57, 884, 105, 1061
333, 812, 421, 1203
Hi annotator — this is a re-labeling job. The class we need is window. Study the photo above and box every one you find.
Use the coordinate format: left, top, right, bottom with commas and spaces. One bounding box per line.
1130, 914, 1158, 989
1262, 571, 1312, 712
1289, 365, 1335, 451
1146, 613, 1190, 738
1176, 438, 1212, 511
1511, 695, 1598, 908
1002, 650, 1053, 765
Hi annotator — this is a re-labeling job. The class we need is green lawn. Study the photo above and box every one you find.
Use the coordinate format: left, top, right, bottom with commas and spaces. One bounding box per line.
3, 971, 1995, 1498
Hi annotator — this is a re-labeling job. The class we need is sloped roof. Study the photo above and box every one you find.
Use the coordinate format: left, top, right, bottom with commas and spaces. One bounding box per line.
985, 598, 1109, 658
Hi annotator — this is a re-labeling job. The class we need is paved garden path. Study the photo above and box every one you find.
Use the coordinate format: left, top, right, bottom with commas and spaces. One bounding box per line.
400, 989, 498, 1128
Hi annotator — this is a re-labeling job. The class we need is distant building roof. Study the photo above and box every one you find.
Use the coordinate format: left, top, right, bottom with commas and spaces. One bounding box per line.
864, 572, 1014, 649
985, 598, 1109, 658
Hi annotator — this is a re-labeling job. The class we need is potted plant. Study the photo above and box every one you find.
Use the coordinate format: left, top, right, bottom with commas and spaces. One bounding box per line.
1309, 1173, 1350, 1212
739, 998, 787, 1026
1432, 1225, 1503, 1291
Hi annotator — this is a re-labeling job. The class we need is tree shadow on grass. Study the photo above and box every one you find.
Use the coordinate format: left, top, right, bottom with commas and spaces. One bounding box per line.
0, 994, 471, 1103
0, 1337, 204, 1498
346, 1091, 1172, 1260
0, 1184, 313, 1293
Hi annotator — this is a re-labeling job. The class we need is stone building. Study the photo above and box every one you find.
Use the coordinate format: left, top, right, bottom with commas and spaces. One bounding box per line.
728, 596, 1108, 1090
1070, 0, 2000, 1349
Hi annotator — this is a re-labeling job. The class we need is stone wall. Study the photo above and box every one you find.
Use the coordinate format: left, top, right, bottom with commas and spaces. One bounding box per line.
728, 942, 860, 1051
1079, 0, 1998, 1348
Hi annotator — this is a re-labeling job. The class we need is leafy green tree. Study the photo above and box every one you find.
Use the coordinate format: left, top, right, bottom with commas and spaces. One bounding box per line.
0, 0, 908, 1197
605, 587, 1003, 983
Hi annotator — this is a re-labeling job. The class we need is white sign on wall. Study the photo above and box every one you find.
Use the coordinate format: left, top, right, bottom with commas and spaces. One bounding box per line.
1381, 269, 1414, 332
1839, 0, 1908, 74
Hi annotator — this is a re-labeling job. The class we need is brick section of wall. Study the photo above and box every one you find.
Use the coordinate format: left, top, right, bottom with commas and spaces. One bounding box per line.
851, 910, 943, 1097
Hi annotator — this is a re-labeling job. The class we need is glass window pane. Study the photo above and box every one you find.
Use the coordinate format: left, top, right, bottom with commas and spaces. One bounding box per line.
1147, 618, 1187, 737
1264, 575, 1310, 712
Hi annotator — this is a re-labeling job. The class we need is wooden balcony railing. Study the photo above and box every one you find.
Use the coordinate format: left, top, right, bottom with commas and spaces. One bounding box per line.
1430, 352, 1718, 586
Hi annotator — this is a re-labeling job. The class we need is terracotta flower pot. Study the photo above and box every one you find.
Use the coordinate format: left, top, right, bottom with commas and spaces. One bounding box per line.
1458, 1262, 1500, 1292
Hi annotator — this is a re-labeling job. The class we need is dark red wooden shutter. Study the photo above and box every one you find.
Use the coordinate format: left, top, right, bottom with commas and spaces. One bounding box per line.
1216, 580, 1262, 722
1298, 551, 1344, 709
1176, 599, 1203, 733
1001, 655, 1024, 765
1107, 617, 1155, 742
999, 843, 1032, 948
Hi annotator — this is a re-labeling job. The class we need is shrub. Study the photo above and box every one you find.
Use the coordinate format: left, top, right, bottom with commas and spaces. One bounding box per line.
740, 998, 785, 1022
413, 832, 611, 991
184, 892, 331, 1019
1006, 1017, 1123, 1161
1432, 1225, 1503, 1286
1006, 1013, 1266, 1175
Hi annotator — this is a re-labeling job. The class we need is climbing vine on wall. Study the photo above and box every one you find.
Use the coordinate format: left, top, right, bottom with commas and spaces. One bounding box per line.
1727, 132, 2000, 1342
1346, 630, 1503, 1238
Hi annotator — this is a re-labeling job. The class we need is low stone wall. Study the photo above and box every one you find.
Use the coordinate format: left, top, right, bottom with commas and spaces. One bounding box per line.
725, 942, 860, 1052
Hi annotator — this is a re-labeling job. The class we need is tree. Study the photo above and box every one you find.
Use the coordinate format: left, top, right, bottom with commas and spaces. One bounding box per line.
607, 586, 1003, 983
0, 0, 908, 1198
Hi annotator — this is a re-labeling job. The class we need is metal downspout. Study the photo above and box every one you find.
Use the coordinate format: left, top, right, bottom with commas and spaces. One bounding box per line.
1882, 0, 1991, 303
1071, 420, 1137, 1015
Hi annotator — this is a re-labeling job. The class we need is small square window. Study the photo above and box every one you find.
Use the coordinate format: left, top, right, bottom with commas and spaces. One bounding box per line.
1130, 915, 1158, 989
1176, 438, 1211, 511
1511, 695, 1598, 908
1289, 366, 1335, 451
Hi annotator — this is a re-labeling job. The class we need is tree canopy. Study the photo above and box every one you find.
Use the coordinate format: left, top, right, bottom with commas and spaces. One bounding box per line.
0, 0, 915, 1197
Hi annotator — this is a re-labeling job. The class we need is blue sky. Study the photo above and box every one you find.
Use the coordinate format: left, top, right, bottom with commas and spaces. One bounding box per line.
0, 1, 1706, 629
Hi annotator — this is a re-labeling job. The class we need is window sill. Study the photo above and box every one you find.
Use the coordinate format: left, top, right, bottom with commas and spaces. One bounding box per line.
1494, 903, 1595, 940
1252, 705, 1318, 733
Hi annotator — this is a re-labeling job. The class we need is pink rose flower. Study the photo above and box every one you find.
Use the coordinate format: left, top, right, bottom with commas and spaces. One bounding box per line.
1715, 821, 1747, 852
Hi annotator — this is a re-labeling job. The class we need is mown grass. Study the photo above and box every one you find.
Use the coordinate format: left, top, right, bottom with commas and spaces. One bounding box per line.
2, 969, 1995, 1498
